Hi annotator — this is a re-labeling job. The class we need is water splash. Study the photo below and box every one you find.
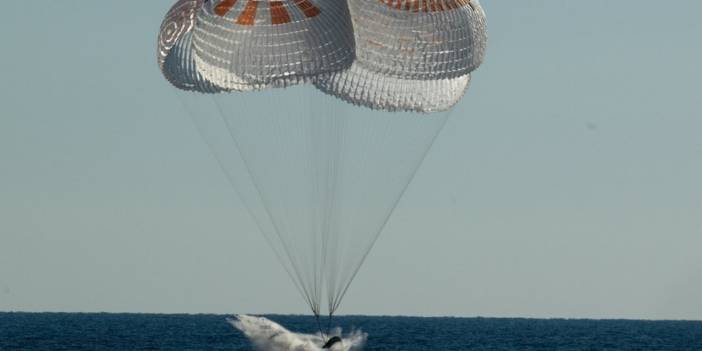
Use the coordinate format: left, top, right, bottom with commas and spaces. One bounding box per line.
228, 315, 366, 351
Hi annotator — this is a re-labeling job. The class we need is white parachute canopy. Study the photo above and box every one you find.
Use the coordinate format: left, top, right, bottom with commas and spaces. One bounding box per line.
157, 0, 486, 318
158, 0, 223, 93
314, 0, 487, 112
192, 0, 355, 90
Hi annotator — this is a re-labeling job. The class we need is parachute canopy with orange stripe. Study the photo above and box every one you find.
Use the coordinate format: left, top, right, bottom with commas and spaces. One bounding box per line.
191, 0, 355, 90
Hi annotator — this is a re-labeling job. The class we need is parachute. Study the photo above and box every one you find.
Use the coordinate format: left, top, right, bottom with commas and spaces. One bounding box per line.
314, 0, 487, 112
192, 0, 355, 90
157, 0, 487, 335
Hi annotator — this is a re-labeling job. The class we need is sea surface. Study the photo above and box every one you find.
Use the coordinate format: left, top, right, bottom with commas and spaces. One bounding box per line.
1, 312, 701, 350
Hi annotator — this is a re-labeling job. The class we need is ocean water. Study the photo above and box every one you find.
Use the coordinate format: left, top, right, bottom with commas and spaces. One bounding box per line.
1, 312, 701, 350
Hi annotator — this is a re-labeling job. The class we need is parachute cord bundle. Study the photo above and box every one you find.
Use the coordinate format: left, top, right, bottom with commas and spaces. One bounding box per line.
178, 86, 450, 319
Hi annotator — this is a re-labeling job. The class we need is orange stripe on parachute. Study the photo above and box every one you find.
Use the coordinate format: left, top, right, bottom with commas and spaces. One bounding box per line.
378, 0, 473, 11
270, 1, 291, 24
295, 0, 321, 18
215, 0, 237, 16
236, 0, 258, 25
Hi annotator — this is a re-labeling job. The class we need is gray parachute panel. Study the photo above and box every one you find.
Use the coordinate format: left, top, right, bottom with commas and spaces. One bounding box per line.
315, 64, 471, 112
192, 0, 356, 90
314, 0, 486, 112
158, 0, 224, 93
349, 0, 487, 80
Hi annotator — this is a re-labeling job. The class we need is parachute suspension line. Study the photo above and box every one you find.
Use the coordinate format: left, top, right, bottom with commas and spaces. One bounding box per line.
331, 110, 347, 316
201, 87, 453, 322
326, 108, 393, 315
309, 93, 337, 334
330, 111, 453, 314
305, 104, 324, 317
211, 95, 321, 316
336, 111, 394, 313
300, 96, 324, 316
319, 105, 379, 316
309, 96, 347, 318
320, 101, 346, 319
213, 95, 319, 314
174, 91, 309, 300
311, 108, 322, 316
273, 98, 316, 313
315, 313, 327, 341
325, 312, 333, 337
326, 110, 372, 313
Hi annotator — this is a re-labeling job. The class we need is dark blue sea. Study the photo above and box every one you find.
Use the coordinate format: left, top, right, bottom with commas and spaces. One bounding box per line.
1, 313, 701, 350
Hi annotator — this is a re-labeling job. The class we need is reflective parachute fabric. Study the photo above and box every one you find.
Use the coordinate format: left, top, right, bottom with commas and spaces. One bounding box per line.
314, 0, 487, 112
158, 0, 223, 92
350, 0, 487, 79
314, 61, 472, 112
192, 0, 356, 91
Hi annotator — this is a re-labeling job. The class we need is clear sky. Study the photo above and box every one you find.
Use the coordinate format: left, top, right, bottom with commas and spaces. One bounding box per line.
1, 1, 701, 320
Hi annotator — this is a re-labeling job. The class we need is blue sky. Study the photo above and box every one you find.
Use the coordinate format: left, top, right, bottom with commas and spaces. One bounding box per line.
1, 1, 701, 319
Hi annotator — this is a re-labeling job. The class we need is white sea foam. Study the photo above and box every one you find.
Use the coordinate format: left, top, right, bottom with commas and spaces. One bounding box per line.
228, 314, 366, 351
